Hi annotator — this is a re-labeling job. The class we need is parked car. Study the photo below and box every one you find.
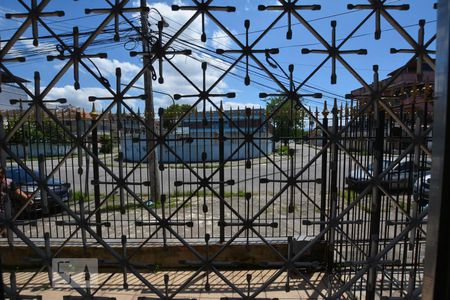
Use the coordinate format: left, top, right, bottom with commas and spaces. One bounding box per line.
6, 166, 72, 215
413, 172, 430, 207
346, 159, 431, 192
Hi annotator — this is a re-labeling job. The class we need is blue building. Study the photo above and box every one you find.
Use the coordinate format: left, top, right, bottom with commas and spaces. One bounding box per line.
121, 108, 273, 163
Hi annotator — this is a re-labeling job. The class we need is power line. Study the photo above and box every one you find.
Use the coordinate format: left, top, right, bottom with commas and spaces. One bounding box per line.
1, 17, 352, 104
0, 12, 102, 33
160, 24, 350, 102
145, 30, 348, 106
0, 17, 139, 43
145, 12, 435, 103
160, 15, 436, 101
2, 2, 434, 107
200, 0, 408, 41
209, 10, 362, 41
278, 20, 437, 49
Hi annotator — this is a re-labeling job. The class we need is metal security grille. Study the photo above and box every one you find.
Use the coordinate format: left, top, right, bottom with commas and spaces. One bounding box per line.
0, 1, 435, 299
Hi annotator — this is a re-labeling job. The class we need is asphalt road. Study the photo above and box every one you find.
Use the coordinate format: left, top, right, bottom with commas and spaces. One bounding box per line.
13, 143, 353, 198
5, 143, 342, 239
5, 142, 424, 274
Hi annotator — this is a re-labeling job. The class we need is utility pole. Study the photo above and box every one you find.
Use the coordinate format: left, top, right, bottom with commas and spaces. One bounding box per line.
140, 0, 160, 203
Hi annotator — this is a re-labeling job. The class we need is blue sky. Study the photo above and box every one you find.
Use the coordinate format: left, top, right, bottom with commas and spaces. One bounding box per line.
0, 0, 437, 114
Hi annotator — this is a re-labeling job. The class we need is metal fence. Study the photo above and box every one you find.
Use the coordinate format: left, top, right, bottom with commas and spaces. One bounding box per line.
0, 0, 435, 299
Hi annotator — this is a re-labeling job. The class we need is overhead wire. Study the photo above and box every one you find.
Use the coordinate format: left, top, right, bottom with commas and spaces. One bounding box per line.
1, 2, 436, 107
169, 0, 410, 42
154, 18, 350, 103
0, 19, 365, 105
139, 12, 436, 102
151, 8, 436, 103
0, 11, 103, 33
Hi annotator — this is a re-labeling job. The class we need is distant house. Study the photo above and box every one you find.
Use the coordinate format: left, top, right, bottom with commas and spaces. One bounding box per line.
0, 71, 29, 111
122, 108, 274, 163
177, 108, 271, 137
49, 105, 127, 136
349, 60, 434, 115
348, 60, 434, 153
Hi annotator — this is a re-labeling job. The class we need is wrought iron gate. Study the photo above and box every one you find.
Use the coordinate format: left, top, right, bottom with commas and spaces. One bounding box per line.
0, 0, 436, 299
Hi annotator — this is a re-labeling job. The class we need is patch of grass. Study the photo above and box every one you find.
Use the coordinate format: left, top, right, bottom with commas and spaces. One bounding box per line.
223, 190, 247, 198
72, 191, 84, 202
170, 189, 248, 198
99, 195, 192, 212
99, 202, 142, 213
152, 197, 190, 209
338, 189, 358, 204
274, 145, 291, 156
165, 158, 269, 170
350, 151, 371, 156
360, 204, 372, 214
72, 189, 252, 213
338, 188, 372, 213
397, 200, 409, 211
71, 192, 109, 203
167, 163, 222, 169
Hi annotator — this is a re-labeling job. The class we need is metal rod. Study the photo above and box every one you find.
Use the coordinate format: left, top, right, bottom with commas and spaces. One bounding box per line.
219, 103, 225, 243
91, 110, 102, 237
366, 104, 385, 300
320, 108, 328, 237
327, 100, 339, 273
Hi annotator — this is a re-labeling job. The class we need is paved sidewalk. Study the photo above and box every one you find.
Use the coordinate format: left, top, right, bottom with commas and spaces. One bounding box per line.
4, 270, 329, 299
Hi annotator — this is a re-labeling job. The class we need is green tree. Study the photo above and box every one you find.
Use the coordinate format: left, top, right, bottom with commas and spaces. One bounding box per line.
6, 117, 70, 144
161, 104, 192, 130
99, 134, 113, 154
265, 96, 306, 141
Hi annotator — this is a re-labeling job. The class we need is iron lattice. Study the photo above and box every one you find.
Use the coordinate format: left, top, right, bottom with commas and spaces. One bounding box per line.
0, 0, 435, 299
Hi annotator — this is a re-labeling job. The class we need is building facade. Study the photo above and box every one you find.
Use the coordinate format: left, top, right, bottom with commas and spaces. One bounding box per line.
122, 108, 274, 163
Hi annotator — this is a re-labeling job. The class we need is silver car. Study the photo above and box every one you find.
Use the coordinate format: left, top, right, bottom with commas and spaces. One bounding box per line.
346, 160, 431, 192
413, 172, 430, 207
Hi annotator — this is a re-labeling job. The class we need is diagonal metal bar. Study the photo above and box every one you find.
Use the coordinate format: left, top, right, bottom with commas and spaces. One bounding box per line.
301, 20, 367, 84
331, 210, 428, 299
347, 0, 409, 40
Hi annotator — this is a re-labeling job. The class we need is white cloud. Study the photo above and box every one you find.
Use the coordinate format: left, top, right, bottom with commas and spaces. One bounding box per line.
47, 86, 113, 110
46, 48, 236, 112
244, 0, 250, 11
210, 30, 233, 50
88, 57, 141, 82
41, 1, 248, 113
46, 85, 143, 112
46, 50, 232, 112
7, 39, 59, 58
151, 52, 230, 110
